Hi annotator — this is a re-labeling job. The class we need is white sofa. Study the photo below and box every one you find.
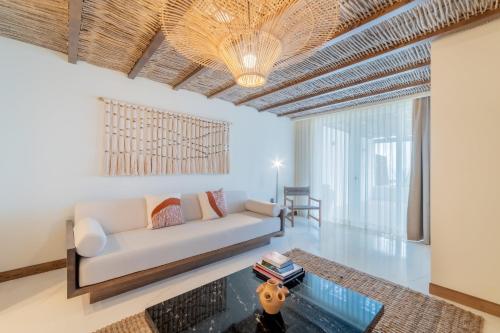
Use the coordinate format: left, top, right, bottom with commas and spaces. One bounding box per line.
67, 191, 284, 302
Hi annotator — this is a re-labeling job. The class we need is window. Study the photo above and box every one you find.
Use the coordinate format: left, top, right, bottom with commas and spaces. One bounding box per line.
295, 99, 413, 238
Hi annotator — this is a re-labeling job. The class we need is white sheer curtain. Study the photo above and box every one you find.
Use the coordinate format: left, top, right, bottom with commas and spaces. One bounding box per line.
295, 100, 413, 238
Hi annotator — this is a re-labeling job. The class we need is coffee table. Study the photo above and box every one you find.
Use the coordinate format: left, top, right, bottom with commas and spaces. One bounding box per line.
146, 267, 384, 332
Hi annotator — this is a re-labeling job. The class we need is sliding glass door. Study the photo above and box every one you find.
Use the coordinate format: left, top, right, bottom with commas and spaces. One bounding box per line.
295, 100, 413, 238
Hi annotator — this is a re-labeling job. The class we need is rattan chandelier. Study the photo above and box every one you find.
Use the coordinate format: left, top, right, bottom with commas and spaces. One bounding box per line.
161, 0, 341, 88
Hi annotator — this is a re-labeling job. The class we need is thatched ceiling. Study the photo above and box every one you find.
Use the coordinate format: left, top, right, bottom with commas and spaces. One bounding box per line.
0, 0, 499, 119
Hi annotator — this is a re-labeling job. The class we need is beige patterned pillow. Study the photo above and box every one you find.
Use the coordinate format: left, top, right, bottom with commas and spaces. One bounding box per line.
145, 194, 184, 229
198, 189, 228, 220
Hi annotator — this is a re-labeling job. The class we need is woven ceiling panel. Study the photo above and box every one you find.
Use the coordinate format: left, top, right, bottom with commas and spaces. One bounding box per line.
289, 84, 430, 119
138, 40, 195, 86
0, 0, 68, 53
178, 69, 233, 96
78, 0, 162, 73
220, 0, 498, 106
275, 67, 430, 116
270, 65, 430, 115
337, 0, 400, 29
247, 43, 431, 110
217, 83, 256, 102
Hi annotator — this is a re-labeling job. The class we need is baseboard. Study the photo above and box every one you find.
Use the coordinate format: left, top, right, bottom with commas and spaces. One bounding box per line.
429, 283, 500, 317
0, 259, 67, 283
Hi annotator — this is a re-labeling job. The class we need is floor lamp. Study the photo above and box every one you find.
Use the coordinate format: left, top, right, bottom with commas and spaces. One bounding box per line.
272, 159, 283, 203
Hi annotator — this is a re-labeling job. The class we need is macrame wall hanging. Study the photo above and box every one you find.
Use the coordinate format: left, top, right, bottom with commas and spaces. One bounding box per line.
102, 98, 230, 176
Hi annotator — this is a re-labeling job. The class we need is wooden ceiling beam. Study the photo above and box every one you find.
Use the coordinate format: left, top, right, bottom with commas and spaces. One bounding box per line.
128, 30, 165, 79
278, 80, 430, 117
172, 65, 205, 90
68, 0, 83, 63
207, 82, 237, 98
238, 7, 500, 106
259, 60, 430, 112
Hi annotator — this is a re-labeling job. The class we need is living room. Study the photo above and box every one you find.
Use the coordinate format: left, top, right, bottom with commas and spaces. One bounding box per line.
0, 1, 499, 332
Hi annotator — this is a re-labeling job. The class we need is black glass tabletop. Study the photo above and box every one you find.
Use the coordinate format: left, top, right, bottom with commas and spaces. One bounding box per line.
146, 267, 383, 333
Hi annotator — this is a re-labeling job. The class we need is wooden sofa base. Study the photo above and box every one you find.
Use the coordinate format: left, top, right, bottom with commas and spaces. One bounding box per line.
67, 213, 285, 303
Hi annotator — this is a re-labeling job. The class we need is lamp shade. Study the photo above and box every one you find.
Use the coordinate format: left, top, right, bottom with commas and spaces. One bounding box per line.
161, 0, 340, 88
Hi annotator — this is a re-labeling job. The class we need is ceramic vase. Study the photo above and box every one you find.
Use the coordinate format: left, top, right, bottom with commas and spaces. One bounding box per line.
256, 278, 289, 314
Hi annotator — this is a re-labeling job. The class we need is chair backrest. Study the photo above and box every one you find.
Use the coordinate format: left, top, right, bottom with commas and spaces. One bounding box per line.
284, 186, 310, 197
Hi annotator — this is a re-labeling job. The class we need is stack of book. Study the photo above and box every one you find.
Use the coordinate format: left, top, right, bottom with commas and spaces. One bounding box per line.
253, 251, 304, 284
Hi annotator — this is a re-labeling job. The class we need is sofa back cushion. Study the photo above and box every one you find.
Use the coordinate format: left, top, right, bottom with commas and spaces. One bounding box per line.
75, 198, 147, 235
181, 193, 202, 222
74, 190, 248, 234
225, 190, 247, 214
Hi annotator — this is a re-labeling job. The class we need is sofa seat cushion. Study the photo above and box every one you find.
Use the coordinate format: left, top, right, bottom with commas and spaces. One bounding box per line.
78, 211, 280, 286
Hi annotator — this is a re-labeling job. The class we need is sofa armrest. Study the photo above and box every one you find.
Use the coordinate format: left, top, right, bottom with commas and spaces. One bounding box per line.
66, 220, 78, 298
245, 199, 281, 217
66, 219, 76, 251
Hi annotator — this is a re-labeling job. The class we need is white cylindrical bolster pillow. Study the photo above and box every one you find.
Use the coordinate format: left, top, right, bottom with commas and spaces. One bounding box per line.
73, 217, 107, 257
245, 199, 281, 217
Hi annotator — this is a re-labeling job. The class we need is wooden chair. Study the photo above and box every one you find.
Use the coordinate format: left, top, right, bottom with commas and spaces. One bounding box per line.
284, 186, 321, 227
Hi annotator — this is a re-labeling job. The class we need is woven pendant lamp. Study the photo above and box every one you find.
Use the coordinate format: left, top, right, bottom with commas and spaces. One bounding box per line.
161, 0, 341, 88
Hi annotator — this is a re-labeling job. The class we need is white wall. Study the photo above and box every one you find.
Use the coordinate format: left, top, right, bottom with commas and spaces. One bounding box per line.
0, 37, 294, 271
431, 18, 500, 303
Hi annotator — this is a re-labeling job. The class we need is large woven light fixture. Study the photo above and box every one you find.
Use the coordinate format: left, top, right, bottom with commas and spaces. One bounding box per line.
161, 0, 341, 88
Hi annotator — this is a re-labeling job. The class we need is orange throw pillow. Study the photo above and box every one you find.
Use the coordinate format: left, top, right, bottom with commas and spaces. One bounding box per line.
198, 189, 228, 220
145, 194, 184, 229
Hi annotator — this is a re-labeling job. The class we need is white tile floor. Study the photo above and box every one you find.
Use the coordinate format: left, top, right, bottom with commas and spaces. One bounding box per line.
0, 219, 498, 332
